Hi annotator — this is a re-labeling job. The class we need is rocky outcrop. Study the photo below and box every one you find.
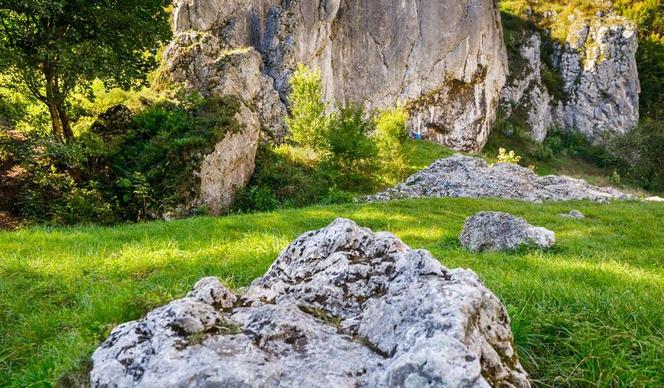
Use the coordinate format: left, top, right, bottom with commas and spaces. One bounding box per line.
460, 212, 555, 252
197, 104, 261, 215
500, 33, 556, 142
167, 0, 508, 152
501, 13, 640, 143
91, 218, 530, 387
367, 154, 632, 203
554, 14, 640, 141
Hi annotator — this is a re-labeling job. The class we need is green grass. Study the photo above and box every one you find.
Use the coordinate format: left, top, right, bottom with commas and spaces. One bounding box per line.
1, 198, 663, 386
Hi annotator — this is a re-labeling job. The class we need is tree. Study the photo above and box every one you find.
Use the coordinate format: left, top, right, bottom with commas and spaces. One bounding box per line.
0, 0, 172, 142
286, 64, 329, 149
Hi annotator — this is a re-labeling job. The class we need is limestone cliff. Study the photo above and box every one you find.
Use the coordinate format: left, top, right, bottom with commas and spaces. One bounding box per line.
501, 12, 640, 143
167, 0, 508, 151
164, 0, 509, 213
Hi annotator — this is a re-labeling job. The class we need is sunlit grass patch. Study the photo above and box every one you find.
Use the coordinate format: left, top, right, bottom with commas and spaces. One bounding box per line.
1, 198, 663, 386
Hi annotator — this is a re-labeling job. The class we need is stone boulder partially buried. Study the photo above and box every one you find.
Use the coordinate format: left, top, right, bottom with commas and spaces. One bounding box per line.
91, 218, 530, 387
368, 154, 632, 203
460, 212, 555, 252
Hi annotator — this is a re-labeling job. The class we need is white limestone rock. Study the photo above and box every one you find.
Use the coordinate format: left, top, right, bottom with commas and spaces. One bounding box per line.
554, 14, 640, 142
367, 154, 632, 203
91, 218, 530, 387
500, 33, 556, 142
166, 0, 508, 152
560, 210, 585, 219
460, 212, 555, 252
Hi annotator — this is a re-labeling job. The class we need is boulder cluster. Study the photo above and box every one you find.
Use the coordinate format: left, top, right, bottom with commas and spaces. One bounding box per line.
91, 218, 531, 387
367, 154, 632, 203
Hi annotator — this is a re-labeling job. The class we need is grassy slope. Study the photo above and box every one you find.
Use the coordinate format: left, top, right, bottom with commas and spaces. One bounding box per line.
1, 199, 663, 386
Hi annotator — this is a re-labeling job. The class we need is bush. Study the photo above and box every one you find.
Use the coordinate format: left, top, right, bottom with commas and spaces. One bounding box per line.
285, 64, 329, 149
323, 103, 378, 191
374, 108, 409, 184
609, 120, 664, 191
4, 93, 240, 225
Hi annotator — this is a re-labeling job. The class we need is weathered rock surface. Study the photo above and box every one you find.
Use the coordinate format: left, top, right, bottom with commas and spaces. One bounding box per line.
460, 212, 555, 252
368, 154, 632, 203
501, 13, 640, 142
197, 104, 261, 215
554, 14, 640, 141
91, 218, 530, 387
500, 33, 556, 142
167, 0, 508, 152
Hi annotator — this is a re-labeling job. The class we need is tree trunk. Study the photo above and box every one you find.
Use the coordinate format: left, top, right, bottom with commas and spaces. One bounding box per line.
43, 62, 72, 142
46, 101, 64, 141
56, 103, 74, 141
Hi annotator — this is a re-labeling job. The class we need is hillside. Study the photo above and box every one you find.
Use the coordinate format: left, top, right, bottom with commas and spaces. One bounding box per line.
1, 198, 663, 386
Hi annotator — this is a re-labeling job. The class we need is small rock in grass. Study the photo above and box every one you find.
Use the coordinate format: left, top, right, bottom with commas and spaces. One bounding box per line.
561, 210, 585, 219
645, 196, 664, 202
460, 211, 555, 252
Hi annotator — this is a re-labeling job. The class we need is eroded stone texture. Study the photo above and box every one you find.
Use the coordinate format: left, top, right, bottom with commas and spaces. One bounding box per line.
167, 0, 508, 152
460, 212, 555, 252
501, 13, 640, 143
554, 14, 640, 142
367, 154, 632, 203
500, 33, 557, 142
91, 219, 530, 387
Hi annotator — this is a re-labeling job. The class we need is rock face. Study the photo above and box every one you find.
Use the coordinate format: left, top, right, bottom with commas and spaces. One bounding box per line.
197, 107, 261, 215
501, 13, 640, 142
500, 33, 556, 142
167, 0, 508, 152
554, 14, 640, 141
367, 154, 632, 203
460, 212, 555, 252
91, 218, 530, 387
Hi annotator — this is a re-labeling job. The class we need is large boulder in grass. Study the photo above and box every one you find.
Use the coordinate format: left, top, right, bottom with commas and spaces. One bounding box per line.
90, 218, 530, 387
460, 212, 555, 252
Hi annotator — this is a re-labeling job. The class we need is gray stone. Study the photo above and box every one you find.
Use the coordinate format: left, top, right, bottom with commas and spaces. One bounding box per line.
91, 218, 530, 387
553, 13, 640, 142
502, 13, 640, 143
561, 210, 585, 219
368, 154, 632, 203
166, 0, 508, 152
460, 212, 555, 252
500, 33, 556, 142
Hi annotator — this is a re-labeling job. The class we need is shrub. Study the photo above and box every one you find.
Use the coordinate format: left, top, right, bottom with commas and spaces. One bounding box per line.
374, 108, 409, 184
5, 93, 240, 225
609, 119, 664, 191
324, 103, 378, 191
285, 64, 329, 149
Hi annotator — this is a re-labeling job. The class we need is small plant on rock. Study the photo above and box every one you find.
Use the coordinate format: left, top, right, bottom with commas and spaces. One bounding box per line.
497, 147, 522, 164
